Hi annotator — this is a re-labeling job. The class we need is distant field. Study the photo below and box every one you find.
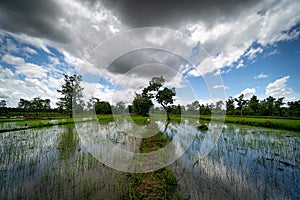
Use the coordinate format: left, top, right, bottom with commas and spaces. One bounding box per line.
1, 114, 299, 132
200, 115, 300, 132
0, 116, 92, 133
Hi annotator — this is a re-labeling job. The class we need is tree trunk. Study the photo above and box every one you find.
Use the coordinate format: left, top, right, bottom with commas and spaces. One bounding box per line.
163, 120, 170, 132
70, 107, 73, 118
70, 97, 73, 118
166, 111, 170, 121
162, 104, 171, 121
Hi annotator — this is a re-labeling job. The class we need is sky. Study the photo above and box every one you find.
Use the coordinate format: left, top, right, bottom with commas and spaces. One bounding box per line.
0, 0, 300, 108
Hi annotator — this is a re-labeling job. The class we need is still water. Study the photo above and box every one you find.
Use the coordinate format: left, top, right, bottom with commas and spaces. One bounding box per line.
0, 120, 299, 199
172, 123, 299, 199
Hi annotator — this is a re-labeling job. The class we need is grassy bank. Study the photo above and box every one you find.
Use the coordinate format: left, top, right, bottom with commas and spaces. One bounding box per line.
128, 124, 177, 199
0, 116, 94, 133
200, 115, 300, 131
2, 114, 299, 132
0, 114, 152, 133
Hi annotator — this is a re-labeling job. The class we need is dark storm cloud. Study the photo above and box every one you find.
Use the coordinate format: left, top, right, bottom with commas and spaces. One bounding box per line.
0, 0, 70, 43
100, 0, 260, 28
108, 49, 189, 76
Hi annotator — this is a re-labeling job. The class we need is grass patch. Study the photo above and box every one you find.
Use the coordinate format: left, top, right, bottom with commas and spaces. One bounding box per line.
0, 114, 150, 132
128, 124, 177, 199
128, 169, 177, 200
96, 114, 153, 125
200, 115, 300, 131
129, 114, 152, 125
140, 131, 171, 153
96, 114, 115, 124
0, 117, 93, 133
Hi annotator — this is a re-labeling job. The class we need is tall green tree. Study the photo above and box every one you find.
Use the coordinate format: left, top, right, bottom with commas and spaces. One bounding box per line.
31, 97, 44, 115
96, 101, 112, 114
57, 74, 84, 118
287, 100, 300, 116
265, 96, 276, 116
169, 104, 181, 115
0, 100, 7, 113
86, 97, 97, 113
186, 100, 200, 114
132, 76, 176, 119
274, 97, 285, 116
215, 100, 224, 110
234, 94, 247, 116
0, 100, 6, 108
142, 76, 164, 97
18, 98, 30, 113
113, 101, 126, 114
40, 98, 51, 112
248, 95, 259, 115
89, 98, 112, 114
207, 103, 214, 114
226, 97, 235, 115
17, 98, 51, 115
156, 87, 176, 120
199, 104, 205, 115
131, 77, 161, 116
132, 93, 153, 116
34, 98, 51, 114
144, 76, 176, 120
199, 104, 212, 115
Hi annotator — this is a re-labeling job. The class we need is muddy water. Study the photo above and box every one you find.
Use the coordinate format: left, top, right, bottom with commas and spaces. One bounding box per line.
0, 120, 299, 199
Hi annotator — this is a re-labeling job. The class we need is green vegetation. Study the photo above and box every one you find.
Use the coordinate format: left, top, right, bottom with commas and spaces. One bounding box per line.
140, 131, 171, 153
17, 97, 51, 115
1, 114, 298, 199
1, 73, 300, 124
1, 72, 299, 199
96, 114, 118, 124
57, 125, 79, 159
200, 115, 300, 131
0, 70, 298, 197
226, 94, 300, 117
1, 113, 299, 133
1, 123, 130, 199
90, 98, 112, 114
56, 74, 84, 118
128, 127, 177, 199
132, 76, 176, 120
128, 169, 177, 200
184, 95, 300, 118
0, 116, 91, 133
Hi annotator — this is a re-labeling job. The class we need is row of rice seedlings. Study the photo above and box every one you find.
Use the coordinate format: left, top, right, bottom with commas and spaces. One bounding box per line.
189, 124, 300, 199
1, 122, 134, 199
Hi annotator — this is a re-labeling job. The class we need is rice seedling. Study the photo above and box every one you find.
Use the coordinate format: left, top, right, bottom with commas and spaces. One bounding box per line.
0, 115, 299, 199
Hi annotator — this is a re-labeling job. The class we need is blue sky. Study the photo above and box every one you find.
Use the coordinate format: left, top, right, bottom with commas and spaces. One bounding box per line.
0, 0, 300, 108
222, 37, 300, 99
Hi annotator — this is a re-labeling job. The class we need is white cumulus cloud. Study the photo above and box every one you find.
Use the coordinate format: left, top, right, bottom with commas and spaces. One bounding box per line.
245, 47, 263, 60
23, 47, 38, 55
254, 73, 268, 79
266, 76, 293, 96
1, 54, 25, 65
235, 88, 256, 99
212, 85, 229, 89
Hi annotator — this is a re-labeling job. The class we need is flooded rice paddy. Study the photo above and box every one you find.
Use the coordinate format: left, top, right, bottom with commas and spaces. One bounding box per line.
0, 119, 299, 199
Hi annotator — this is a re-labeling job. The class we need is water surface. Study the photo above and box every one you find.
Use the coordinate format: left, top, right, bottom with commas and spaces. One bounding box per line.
0, 120, 299, 199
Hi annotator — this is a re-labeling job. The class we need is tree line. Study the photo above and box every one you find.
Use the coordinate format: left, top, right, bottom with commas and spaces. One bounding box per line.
184, 94, 300, 117
0, 74, 299, 118
226, 94, 300, 117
